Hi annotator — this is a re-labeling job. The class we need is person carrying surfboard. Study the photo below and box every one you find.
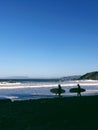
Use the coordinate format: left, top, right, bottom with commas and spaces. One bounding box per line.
70, 84, 85, 96
58, 84, 62, 97
50, 85, 65, 97
77, 84, 81, 96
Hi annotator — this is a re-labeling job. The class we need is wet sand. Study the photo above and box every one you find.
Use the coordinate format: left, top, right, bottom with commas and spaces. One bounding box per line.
0, 95, 98, 130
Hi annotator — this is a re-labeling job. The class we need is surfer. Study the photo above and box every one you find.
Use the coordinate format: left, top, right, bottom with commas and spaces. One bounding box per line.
77, 84, 81, 96
50, 85, 65, 97
58, 84, 62, 97
70, 84, 85, 96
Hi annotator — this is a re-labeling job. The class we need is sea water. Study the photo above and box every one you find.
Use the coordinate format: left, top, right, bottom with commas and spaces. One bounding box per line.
0, 79, 98, 101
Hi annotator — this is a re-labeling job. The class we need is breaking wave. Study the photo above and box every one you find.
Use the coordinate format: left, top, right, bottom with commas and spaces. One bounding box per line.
0, 80, 98, 100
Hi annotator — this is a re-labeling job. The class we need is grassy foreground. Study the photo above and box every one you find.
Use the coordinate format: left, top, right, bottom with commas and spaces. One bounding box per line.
0, 96, 98, 130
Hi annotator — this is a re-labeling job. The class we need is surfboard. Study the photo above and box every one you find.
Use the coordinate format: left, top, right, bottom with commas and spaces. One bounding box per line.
50, 88, 65, 94
70, 88, 86, 93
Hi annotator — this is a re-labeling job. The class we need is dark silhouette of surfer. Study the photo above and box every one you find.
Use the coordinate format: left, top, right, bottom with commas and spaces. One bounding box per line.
70, 84, 85, 96
50, 84, 65, 97
58, 84, 62, 97
77, 84, 81, 96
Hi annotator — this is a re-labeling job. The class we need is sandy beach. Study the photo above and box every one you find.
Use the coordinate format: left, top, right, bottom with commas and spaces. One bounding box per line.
0, 95, 98, 130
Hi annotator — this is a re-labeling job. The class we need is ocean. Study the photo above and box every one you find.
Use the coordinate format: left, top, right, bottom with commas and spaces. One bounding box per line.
0, 79, 98, 101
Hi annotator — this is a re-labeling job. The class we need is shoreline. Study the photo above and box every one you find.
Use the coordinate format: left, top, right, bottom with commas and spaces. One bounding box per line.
0, 95, 98, 129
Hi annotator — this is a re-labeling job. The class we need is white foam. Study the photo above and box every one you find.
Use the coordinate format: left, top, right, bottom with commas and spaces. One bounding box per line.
0, 82, 21, 85
0, 80, 98, 100
1, 80, 98, 89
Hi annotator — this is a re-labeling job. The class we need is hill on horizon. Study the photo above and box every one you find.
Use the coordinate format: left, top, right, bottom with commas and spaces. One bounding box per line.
79, 71, 98, 80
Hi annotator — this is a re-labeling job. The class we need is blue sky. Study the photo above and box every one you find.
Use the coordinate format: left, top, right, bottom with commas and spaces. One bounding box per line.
0, 0, 98, 78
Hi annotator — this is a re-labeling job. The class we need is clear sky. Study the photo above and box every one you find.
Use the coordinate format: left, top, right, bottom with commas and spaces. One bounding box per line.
0, 0, 98, 78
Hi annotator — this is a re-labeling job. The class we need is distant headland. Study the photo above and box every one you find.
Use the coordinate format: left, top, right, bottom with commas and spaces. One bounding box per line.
79, 71, 98, 80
